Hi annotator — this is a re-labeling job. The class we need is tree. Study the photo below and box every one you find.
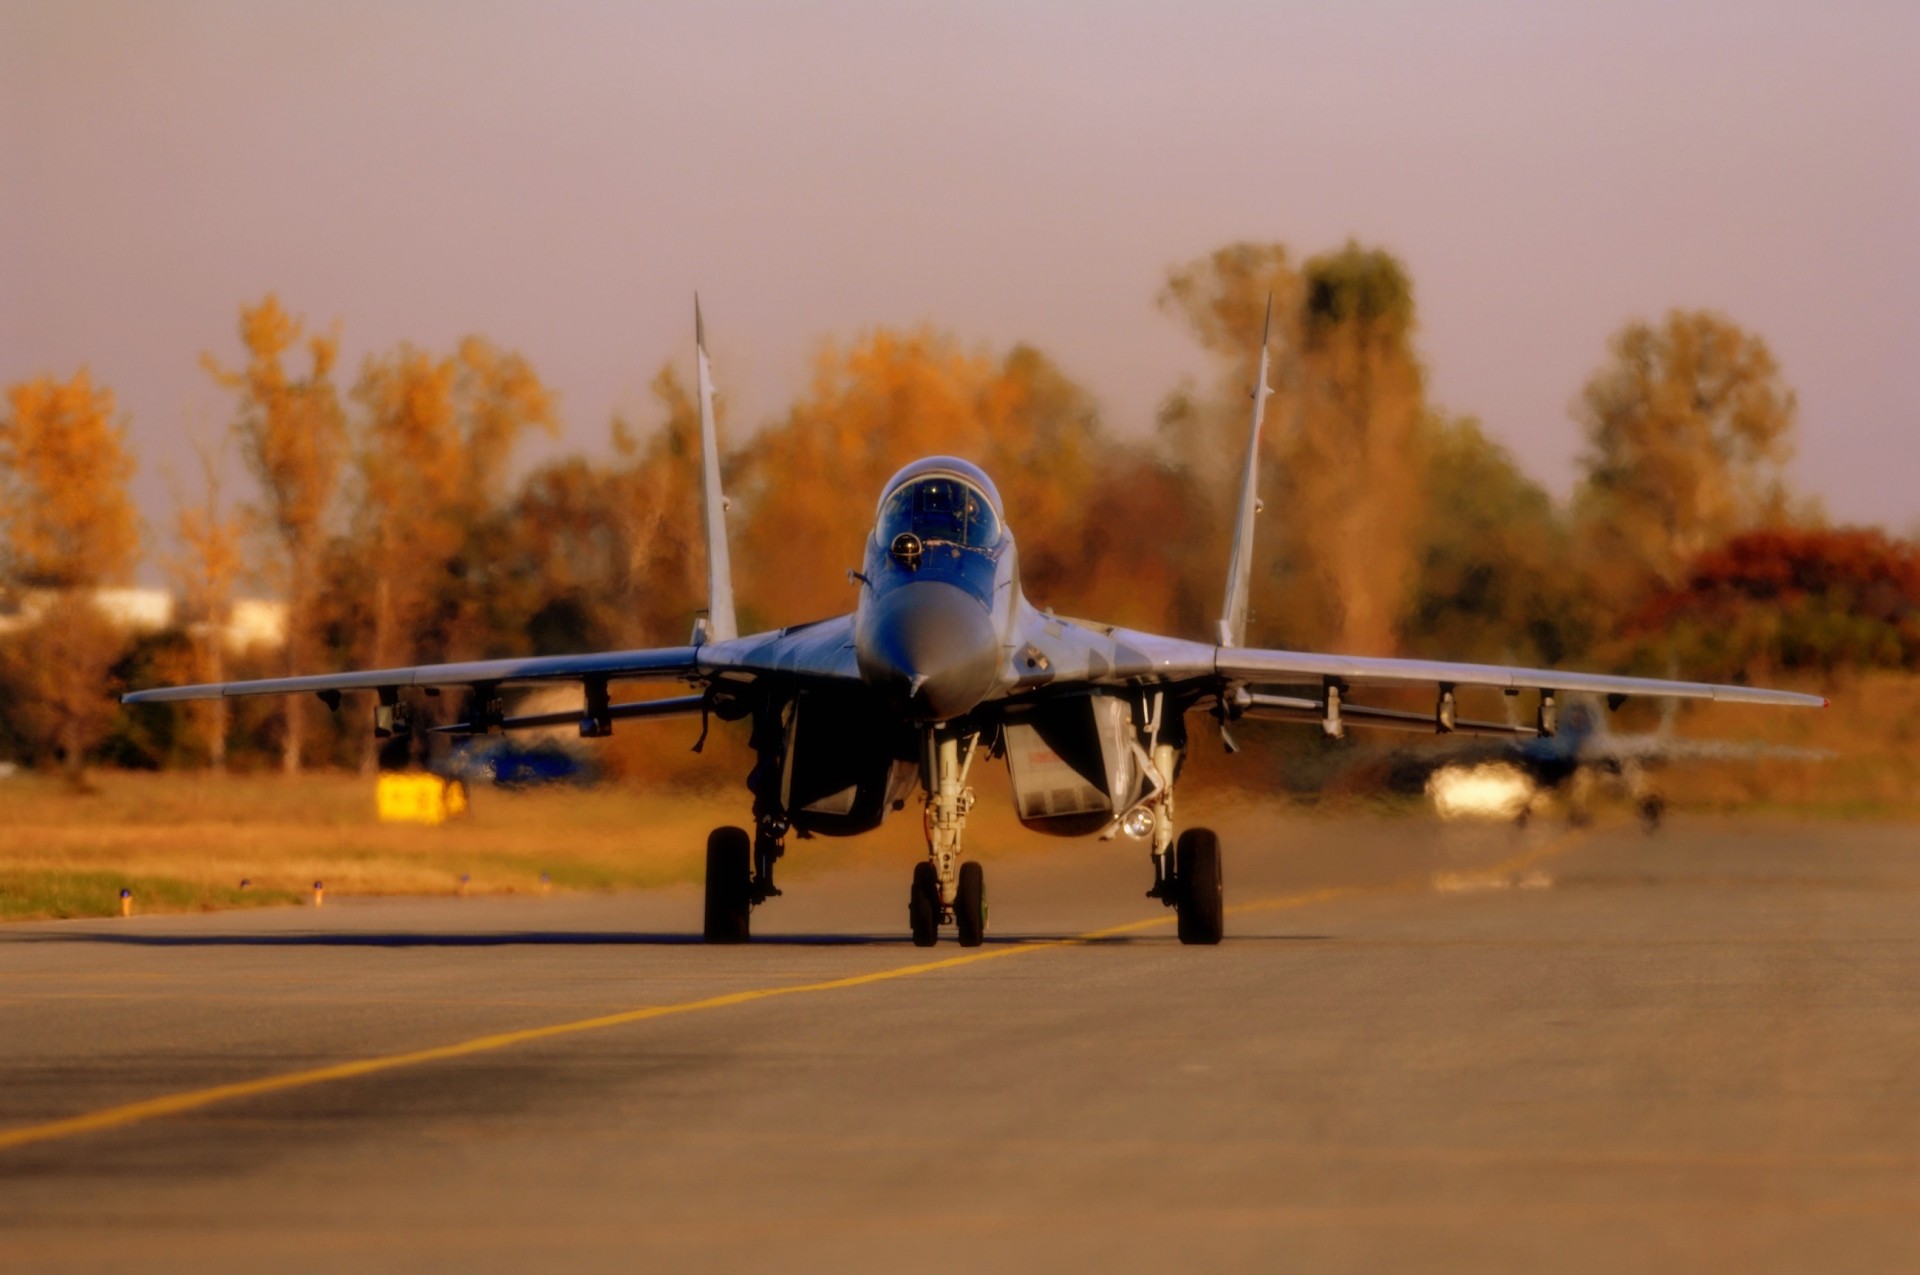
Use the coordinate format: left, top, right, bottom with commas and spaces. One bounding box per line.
1159, 241, 1429, 654
492, 365, 707, 657
0, 371, 138, 588
349, 337, 557, 679
167, 443, 246, 771
1399, 414, 1594, 666
1574, 309, 1798, 596
204, 296, 348, 774
732, 329, 1106, 629
0, 371, 140, 774
1284, 244, 1428, 654
1629, 526, 1920, 679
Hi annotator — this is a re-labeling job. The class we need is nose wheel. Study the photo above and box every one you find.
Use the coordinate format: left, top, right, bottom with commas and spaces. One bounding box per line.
909, 859, 986, 946
909, 862, 939, 946
909, 727, 987, 946
954, 861, 986, 946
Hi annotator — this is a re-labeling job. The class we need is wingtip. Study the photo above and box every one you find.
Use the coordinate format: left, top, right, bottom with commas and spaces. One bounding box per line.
1261, 293, 1272, 348
695, 293, 705, 350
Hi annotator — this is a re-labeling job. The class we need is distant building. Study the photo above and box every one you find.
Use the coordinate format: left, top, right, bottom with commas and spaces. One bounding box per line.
0, 587, 287, 651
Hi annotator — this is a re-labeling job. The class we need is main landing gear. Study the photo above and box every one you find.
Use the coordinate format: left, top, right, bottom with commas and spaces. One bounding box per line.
908, 728, 987, 947
702, 815, 788, 944
1172, 828, 1224, 945
1134, 704, 1223, 945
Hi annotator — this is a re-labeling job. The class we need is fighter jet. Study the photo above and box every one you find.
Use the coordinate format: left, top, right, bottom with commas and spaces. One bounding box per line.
123, 301, 1825, 946
1360, 694, 1832, 830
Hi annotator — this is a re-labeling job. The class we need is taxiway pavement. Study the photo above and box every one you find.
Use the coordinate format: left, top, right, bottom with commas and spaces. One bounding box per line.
2, 810, 1916, 1272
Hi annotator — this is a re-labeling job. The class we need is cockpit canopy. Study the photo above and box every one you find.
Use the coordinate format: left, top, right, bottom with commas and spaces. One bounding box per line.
874, 458, 1005, 551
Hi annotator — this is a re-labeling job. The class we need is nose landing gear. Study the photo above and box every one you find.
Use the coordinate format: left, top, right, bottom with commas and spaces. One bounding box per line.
908, 728, 987, 946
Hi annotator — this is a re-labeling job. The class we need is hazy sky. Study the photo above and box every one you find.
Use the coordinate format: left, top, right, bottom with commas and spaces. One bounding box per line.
4, 0, 1915, 556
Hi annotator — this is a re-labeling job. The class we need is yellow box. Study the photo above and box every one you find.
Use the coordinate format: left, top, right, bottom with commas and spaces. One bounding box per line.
376, 772, 470, 826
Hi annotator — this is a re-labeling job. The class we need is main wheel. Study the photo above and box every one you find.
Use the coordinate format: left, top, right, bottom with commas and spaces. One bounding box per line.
954, 861, 986, 948
1175, 828, 1224, 945
909, 861, 940, 947
703, 826, 752, 943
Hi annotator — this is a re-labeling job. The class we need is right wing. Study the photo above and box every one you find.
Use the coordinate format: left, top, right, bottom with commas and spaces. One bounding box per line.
121, 615, 862, 720
120, 644, 704, 705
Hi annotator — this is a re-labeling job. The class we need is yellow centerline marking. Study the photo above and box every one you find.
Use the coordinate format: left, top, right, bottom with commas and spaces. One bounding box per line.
0, 827, 1592, 1155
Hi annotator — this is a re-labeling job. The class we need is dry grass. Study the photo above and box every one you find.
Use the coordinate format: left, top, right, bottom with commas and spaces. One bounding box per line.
1657, 669, 1920, 818
0, 773, 741, 920
0, 766, 1088, 921
3, 672, 1910, 922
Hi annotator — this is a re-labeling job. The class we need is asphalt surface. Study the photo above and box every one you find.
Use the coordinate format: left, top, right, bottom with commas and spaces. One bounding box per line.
2, 809, 1917, 1273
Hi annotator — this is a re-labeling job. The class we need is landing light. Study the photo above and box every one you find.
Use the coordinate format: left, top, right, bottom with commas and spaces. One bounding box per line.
1427, 763, 1533, 821
1120, 806, 1155, 840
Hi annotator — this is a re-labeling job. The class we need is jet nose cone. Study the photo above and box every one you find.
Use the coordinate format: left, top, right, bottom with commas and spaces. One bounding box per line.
856, 581, 1001, 721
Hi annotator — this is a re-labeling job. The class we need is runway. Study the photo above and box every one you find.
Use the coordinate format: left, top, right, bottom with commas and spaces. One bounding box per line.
2, 810, 1916, 1272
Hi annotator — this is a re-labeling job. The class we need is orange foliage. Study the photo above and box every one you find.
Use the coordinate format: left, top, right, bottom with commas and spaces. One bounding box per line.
1639, 527, 1920, 624
1630, 527, 1920, 676
0, 370, 139, 774
168, 445, 246, 770
0, 370, 139, 588
733, 329, 1108, 628
1575, 309, 1797, 593
204, 295, 348, 772
1159, 241, 1429, 653
350, 338, 558, 669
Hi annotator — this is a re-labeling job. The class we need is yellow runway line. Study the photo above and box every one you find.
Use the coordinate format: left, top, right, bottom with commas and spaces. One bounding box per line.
0, 829, 1591, 1156
0, 941, 1061, 1155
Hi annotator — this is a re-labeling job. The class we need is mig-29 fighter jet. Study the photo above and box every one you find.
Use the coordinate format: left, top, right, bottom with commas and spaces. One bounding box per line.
124, 302, 1825, 946
1386, 694, 1832, 830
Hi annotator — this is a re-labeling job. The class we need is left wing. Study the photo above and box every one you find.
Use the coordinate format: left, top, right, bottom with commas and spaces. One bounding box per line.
1212, 646, 1825, 710
1056, 623, 1824, 737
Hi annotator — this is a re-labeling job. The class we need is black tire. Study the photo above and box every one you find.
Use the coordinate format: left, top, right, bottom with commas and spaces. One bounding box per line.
954, 861, 986, 947
909, 861, 939, 947
1175, 828, 1224, 946
704, 826, 752, 943
1639, 795, 1666, 834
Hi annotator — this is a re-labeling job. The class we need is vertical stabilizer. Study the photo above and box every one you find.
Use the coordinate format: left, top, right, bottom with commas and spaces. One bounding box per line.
695, 296, 738, 643
1216, 296, 1273, 648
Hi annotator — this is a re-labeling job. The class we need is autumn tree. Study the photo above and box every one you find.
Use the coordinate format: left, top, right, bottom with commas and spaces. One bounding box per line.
1160, 241, 1428, 654
347, 338, 557, 683
1399, 415, 1594, 666
1574, 309, 1798, 598
167, 443, 246, 771
602, 365, 708, 643
1627, 526, 1920, 679
731, 329, 1106, 629
492, 365, 706, 656
205, 296, 348, 774
0, 371, 140, 774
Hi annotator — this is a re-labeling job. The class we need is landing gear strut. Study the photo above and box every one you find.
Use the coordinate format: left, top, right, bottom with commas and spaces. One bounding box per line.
1132, 697, 1222, 944
908, 728, 986, 946
751, 817, 786, 904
